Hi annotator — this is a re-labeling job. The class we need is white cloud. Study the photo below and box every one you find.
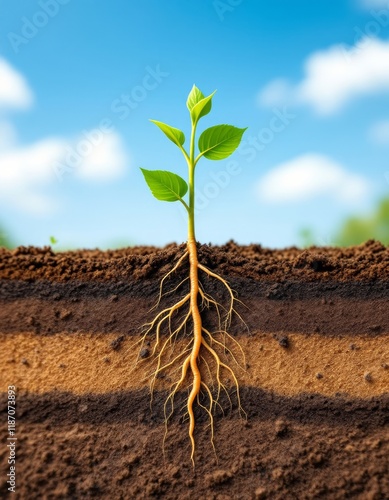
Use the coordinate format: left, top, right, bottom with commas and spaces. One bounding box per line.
359, 0, 389, 8
0, 121, 17, 150
0, 131, 128, 215
0, 58, 33, 110
257, 154, 371, 205
258, 38, 389, 115
75, 130, 127, 181
257, 79, 293, 107
368, 119, 389, 143
0, 138, 67, 215
0, 139, 67, 187
0, 57, 129, 215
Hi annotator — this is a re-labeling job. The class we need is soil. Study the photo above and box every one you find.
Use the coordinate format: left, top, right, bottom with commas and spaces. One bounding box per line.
1, 239, 388, 283
1, 332, 388, 397
0, 241, 388, 499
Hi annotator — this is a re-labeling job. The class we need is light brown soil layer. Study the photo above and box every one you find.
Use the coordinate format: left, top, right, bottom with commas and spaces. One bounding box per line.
1, 332, 388, 397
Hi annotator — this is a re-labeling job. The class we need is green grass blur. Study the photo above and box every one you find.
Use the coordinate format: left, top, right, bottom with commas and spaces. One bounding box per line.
299, 197, 389, 248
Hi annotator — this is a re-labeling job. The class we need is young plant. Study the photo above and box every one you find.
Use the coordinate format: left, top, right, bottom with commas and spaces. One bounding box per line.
140, 85, 247, 465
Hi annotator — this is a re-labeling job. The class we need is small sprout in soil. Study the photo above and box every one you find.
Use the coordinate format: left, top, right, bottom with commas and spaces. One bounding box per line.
49, 236, 58, 246
135, 85, 248, 465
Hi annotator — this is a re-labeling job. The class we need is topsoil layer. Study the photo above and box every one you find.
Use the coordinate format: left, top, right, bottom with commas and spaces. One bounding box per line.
1, 239, 388, 284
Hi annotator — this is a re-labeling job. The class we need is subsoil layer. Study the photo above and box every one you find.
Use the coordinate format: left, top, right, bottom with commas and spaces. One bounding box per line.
0, 241, 388, 499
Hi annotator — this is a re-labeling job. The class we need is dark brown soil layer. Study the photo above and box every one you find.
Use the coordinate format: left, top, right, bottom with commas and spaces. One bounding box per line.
1, 241, 389, 337
1, 239, 388, 283
0, 294, 388, 336
1, 389, 387, 428
0, 391, 388, 499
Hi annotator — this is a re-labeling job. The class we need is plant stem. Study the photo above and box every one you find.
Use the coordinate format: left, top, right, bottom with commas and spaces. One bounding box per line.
188, 122, 197, 241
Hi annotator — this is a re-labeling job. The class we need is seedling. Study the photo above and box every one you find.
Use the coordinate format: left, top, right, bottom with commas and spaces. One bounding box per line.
140, 85, 247, 465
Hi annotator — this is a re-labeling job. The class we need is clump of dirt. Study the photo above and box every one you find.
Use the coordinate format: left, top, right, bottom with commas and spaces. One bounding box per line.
110, 335, 125, 351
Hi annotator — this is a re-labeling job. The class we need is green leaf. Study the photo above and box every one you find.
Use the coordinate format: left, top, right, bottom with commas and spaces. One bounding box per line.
186, 85, 205, 111
198, 124, 247, 160
190, 91, 216, 124
49, 236, 58, 245
140, 168, 188, 202
150, 120, 185, 148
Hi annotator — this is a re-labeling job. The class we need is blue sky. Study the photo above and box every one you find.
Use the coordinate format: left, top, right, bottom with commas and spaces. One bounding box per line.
0, 0, 389, 248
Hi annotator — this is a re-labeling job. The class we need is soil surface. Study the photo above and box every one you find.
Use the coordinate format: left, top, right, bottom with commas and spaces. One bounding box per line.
0, 242, 388, 499
0, 239, 388, 283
